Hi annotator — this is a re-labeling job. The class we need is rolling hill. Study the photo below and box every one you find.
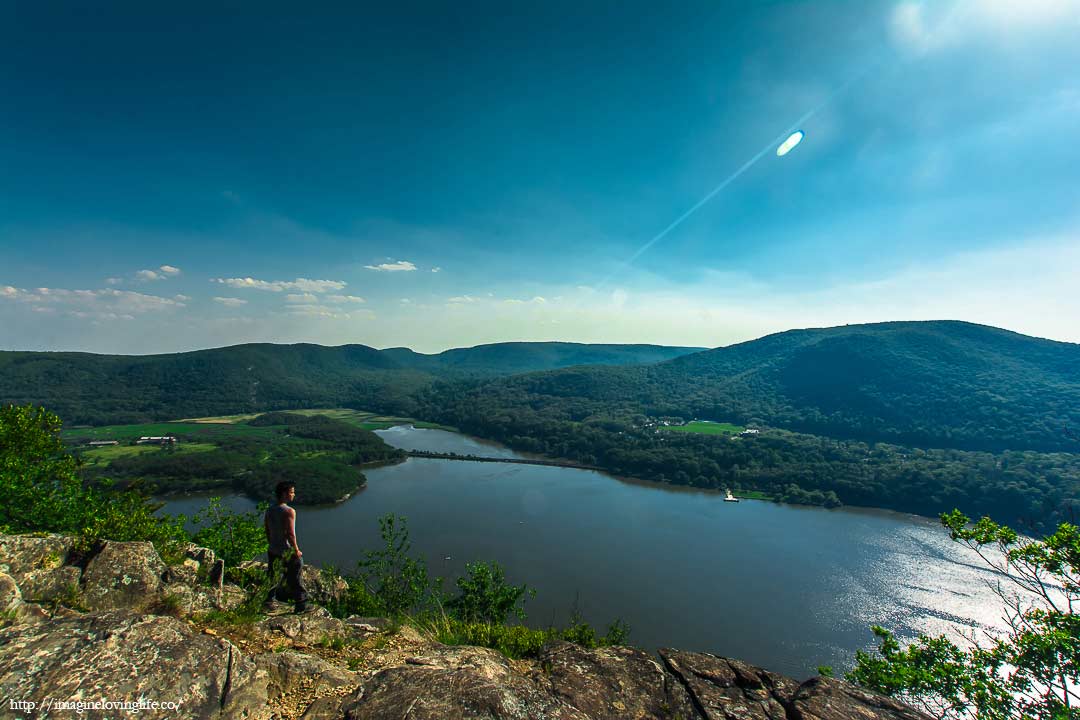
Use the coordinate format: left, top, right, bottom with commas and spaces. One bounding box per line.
0, 341, 703, 425
425, 321, 1080, 453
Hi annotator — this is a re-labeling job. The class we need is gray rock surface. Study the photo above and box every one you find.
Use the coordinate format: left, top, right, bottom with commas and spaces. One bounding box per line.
0, 533, 76, 578
337, 644, 590, 720
788, 677, 931, 720
660, 649, 809, 720
0, 533, 82, 603
540, 641, 699, 719
255, 608, 362, 647
0, 610, 269, 719
81, 540, 167, 611
254, 650, 359, 699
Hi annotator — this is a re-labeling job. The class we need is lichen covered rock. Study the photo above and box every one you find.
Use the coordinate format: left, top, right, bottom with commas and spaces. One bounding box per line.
0, 610, 269, 719
81, 540, 166, 611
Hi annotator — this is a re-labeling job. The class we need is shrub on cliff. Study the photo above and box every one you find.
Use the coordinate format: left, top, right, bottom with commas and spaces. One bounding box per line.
0, 408, 186, 557
0, 404, 187, 556
849, 510, 1080, 719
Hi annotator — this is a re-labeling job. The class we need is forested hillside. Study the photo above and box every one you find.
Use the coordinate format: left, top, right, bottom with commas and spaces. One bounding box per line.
427, 322, 1080, 454
412, 322, 1080, 527
0, 341, 701, 426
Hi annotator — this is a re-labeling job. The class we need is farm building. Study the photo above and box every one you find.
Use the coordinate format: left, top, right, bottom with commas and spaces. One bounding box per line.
136, 436, 177, 445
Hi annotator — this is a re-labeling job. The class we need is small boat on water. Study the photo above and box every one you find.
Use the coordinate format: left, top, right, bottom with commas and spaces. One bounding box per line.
723, 489, 739, 503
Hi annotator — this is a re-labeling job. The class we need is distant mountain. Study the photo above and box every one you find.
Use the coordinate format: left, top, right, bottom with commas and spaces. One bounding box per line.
428, 321, 1080, 453
383, 342, 704, 376
0, 341, 703, 425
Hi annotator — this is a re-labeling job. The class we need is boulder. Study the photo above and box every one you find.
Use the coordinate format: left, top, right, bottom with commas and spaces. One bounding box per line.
0, 572, 21, 610
165, 559, 201, 586
254, 650, 359, 698
0, 610, 270, 719
788, 677, 932, 720
185, 543, 217, 566
336, 644, 589, 720
256, 608, 361, 647
0, 573, 50, 626
0, 533, 75, 578
0, 534, 82, 603
539, 641, 698, 719
81, 540, 166, 612
301, 565, 348, 606
659, 649, 799, 720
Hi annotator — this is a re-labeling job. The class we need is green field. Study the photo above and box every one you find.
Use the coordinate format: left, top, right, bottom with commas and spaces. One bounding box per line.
62, 421, 281, 442
62, 409, 457, 447
663, 421, 745, 436
78, 442, 218, 464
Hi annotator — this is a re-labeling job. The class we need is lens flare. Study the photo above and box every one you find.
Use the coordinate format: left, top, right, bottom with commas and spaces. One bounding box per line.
776, 130, 805, 157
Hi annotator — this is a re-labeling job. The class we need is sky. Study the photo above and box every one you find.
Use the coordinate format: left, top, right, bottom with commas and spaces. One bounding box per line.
2, 0, 1079, 354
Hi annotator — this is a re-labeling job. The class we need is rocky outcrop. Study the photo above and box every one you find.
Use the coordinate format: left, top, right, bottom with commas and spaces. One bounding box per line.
788, 677, 931, 720
660, 648, 800, 720
540, 641, 699, 719
0, 611, 269, 719
334, 644, 590, 720
0, 533, 81, 604
81, 540, 167, 611
0, 532, 933, 720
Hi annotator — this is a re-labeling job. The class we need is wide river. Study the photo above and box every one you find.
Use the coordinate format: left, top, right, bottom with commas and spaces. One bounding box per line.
159, 425, 1007, 679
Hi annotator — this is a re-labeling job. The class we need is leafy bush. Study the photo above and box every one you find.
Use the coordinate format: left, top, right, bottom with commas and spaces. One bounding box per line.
356, 514, 444, 616
849, 510, 1080, 719
0, 404, 187, 559
190, 497, 268, 566
447, 561, 534, 624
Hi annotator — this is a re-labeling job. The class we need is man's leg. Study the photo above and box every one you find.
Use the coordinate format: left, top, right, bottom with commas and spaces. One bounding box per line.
286, 554, 309, 612
263, 554, 282, 609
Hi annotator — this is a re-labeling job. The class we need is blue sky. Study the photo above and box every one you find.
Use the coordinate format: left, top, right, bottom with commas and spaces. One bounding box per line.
2, 1, 1079, 353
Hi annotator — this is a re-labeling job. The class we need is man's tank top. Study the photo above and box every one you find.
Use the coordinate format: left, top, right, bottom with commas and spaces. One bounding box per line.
265, 503, 291, 555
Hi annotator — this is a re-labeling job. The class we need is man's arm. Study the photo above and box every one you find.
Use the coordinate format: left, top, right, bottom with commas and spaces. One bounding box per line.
285, 507, 301, 557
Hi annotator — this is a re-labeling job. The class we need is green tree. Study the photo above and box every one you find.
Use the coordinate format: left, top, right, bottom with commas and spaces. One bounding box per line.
356, 514, 444, 616
849, 510, 1080, 719
447, 560, 534, 624
0, 404, 186, 555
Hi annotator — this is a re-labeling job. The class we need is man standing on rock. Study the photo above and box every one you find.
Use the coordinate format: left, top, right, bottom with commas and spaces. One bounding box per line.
263, 480, 309, 613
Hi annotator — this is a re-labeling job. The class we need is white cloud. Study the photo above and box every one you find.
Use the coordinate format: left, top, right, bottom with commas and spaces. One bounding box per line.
285, 293, 319, 304
174, 294, 191, 301
326, 295, 366, 303
0, 286, 185, 319
105, 277, 122, 286
431, 267, 442, 273
159, 265, 181, 276
136, 269, 162, 281
447, 295, 476, 304
212, 277, 347, 293
213, 297, 248, 307
890, 0, 1080, 54
282, 304, 373, 320
364, 260, 417, 272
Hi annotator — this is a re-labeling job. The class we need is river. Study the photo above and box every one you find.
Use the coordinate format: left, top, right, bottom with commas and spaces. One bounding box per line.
158, 425, 1008, 679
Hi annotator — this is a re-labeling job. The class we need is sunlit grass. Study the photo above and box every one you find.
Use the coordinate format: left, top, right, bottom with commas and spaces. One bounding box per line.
663, 421, 745, 435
